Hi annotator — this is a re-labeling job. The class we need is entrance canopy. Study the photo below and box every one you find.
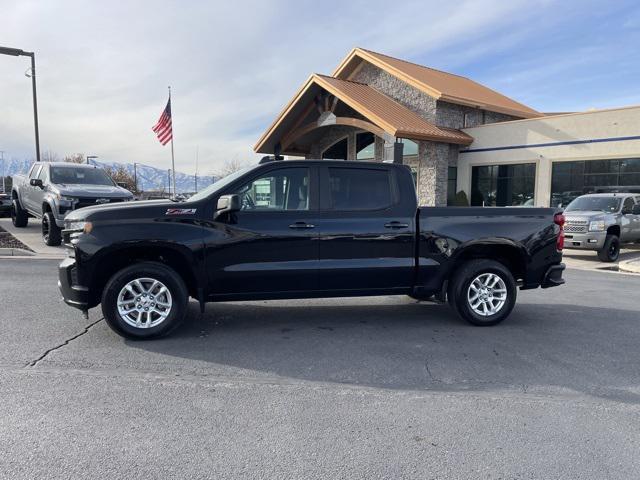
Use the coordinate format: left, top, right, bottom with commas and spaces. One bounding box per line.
254, 74, 472, 156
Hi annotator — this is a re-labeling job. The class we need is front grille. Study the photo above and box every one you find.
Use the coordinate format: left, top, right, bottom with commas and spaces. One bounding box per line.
74, 197, 125, 210
564, 225, 587, 233
564, 218, 589, 233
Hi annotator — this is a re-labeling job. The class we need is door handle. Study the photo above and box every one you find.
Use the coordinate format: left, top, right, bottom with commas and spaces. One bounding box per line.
289, 221, 315, 229
384, 221, 409, 229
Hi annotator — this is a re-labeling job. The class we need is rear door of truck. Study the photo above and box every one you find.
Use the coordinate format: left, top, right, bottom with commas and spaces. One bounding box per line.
314, 163, 415, 293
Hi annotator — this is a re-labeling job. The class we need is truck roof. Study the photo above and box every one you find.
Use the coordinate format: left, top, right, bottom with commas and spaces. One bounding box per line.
43, 162, 99, 168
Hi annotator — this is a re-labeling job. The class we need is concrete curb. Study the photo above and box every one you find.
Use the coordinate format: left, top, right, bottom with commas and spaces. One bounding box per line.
0, 247, 36, 257
619, 259, 640, 274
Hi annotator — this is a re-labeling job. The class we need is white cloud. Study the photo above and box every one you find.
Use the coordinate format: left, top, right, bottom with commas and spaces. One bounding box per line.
0, 0, 636, 173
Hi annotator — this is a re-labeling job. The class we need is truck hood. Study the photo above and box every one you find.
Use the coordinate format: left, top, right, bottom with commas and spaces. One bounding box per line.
564, 211, 613, 221
54, 184, 132, 198
64, 199, 189, 222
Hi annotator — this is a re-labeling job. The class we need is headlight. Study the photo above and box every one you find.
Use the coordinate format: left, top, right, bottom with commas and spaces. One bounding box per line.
56, 194, 76, 203
66, 220, 93, 234
589, 220, 606, 232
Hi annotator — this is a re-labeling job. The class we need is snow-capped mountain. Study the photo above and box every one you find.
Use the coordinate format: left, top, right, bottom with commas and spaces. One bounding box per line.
0, 158, 217, 193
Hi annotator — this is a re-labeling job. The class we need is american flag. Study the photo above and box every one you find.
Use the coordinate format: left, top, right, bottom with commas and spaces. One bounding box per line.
152, 99, 172, 145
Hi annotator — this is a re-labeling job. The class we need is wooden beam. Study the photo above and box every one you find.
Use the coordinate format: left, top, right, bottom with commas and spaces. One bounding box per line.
282, 116, 389, 150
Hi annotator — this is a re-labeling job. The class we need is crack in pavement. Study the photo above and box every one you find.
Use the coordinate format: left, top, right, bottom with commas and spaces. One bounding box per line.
26, 318, 103, 367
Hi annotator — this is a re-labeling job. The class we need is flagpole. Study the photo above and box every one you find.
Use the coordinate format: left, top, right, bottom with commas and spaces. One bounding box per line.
169, 86, 177, 198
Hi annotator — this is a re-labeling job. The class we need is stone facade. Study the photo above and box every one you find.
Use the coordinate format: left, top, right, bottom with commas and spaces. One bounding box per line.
351, 63, 438, 121
303, 61, 525, 206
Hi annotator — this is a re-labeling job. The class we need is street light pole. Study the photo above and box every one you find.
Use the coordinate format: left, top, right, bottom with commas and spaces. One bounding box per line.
0, 46, 41, 163
0, 151, 5, 193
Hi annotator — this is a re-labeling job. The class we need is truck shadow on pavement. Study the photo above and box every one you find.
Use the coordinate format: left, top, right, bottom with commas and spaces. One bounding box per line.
129, 298, 640, 404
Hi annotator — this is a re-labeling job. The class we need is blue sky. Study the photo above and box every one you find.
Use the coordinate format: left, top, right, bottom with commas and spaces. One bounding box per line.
1, 0, 639, 175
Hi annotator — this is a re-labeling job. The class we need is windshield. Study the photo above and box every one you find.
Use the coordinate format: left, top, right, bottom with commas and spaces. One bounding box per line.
565, 196, 621, 213
50, 167, 115, 186
188, 165, 256, 202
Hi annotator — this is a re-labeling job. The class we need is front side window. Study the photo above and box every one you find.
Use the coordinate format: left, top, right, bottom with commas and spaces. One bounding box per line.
50, 167, 115, 186
233, 167, 309, 211
327, 167, 392, 210
622, 197, 635, 214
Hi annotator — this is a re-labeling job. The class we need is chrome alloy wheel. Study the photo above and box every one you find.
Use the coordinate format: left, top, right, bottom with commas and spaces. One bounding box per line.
117, 277, 173, 329
467, 273, 507, 317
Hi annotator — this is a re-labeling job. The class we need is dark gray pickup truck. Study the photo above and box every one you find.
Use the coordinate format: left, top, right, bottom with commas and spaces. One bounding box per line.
11, 162, 133, 245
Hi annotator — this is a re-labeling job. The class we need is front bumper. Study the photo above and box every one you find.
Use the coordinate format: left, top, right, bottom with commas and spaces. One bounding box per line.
541, 263, 565, 288
564, 231, 606, 250
58, 257, 90, 311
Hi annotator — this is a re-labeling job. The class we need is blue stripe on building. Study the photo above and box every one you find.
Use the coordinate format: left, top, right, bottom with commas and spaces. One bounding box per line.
460, 135, 640, 154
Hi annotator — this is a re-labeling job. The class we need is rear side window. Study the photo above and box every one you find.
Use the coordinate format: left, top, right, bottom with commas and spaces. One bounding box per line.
327, 167, 392, 210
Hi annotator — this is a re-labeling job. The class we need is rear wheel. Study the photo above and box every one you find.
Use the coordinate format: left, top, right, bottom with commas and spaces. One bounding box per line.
101, 262, 189, 339
597, 234, 620, 262
42, 212, 61, 246
11, 199, 28, 227
449, 259, 517, 326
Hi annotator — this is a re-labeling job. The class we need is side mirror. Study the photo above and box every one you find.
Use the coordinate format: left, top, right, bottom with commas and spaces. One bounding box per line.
30, 178, 43, 188
214, 194, 240, 220
633, 204, 640, 215
117, 182, 128, 189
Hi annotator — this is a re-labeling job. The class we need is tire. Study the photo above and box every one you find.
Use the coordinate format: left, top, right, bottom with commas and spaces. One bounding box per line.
101, 262, 189, 339
597, 235, 620, 262
42, 211, 62, 246
11, 199, 28, 227
449, 259, 517, 327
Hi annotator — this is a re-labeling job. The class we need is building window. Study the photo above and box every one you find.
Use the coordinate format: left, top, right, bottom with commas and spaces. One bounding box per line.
471, 163, 536, 206
322, 137, 348, 160
447, 167, 457, 205
550, 158, 640, 207
356, 132, 375, 160
400, 139, 418, 156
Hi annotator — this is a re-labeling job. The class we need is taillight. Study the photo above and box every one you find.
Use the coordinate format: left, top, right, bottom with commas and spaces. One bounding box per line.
554, 213, 565, 251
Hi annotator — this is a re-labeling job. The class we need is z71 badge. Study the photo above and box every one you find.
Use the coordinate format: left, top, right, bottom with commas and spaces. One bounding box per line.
165, 208, 197, 215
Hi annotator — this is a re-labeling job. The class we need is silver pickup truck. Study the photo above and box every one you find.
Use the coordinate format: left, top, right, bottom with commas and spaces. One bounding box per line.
11, 162, 133, 246
563, 193, 640, 262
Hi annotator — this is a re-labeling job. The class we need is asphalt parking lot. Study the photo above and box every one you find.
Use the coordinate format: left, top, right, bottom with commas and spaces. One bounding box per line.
1, 259, 639, 479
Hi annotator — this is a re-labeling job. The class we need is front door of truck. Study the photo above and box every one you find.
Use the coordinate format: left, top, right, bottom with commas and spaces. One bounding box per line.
23, 164, 43, 213
205, 165, 319, 297
315, 164, 415, 293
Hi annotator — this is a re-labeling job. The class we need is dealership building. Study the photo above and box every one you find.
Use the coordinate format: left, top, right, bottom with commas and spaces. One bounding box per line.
255, 48, 640, 207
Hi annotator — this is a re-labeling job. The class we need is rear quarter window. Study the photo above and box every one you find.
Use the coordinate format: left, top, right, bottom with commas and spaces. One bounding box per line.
327, 167, 392, 211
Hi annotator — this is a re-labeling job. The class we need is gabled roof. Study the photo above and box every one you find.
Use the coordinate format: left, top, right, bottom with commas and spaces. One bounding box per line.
253, 74, 472, 153
333, 48, 541, 119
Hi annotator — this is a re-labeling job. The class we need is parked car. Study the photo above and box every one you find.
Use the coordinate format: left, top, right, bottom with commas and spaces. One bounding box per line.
563, 193, 640, 262
0, 192, 11, 217
59, 159, 565, 339
11, 162, 133, 246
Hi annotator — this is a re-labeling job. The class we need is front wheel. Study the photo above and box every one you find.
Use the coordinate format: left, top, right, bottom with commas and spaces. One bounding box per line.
42, 212, 62, 246
11, 199, 28, 227
101, 262, 189, 339
449, 259, 517, 326
597, 235, 620, 262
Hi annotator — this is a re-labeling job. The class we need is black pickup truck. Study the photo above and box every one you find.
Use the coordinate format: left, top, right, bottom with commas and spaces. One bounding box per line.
59, 159, 565, 339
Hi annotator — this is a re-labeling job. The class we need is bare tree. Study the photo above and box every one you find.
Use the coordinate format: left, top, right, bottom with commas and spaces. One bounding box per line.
102, 165, 137, 193
41, 150, 59, 162
215, 156, 252, 178
63, 153, 86, 164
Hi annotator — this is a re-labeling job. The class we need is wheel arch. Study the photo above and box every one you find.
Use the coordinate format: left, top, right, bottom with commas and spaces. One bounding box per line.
607, 225, 620, 237
450, 241, 528, 283
87, 244, 200, 306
